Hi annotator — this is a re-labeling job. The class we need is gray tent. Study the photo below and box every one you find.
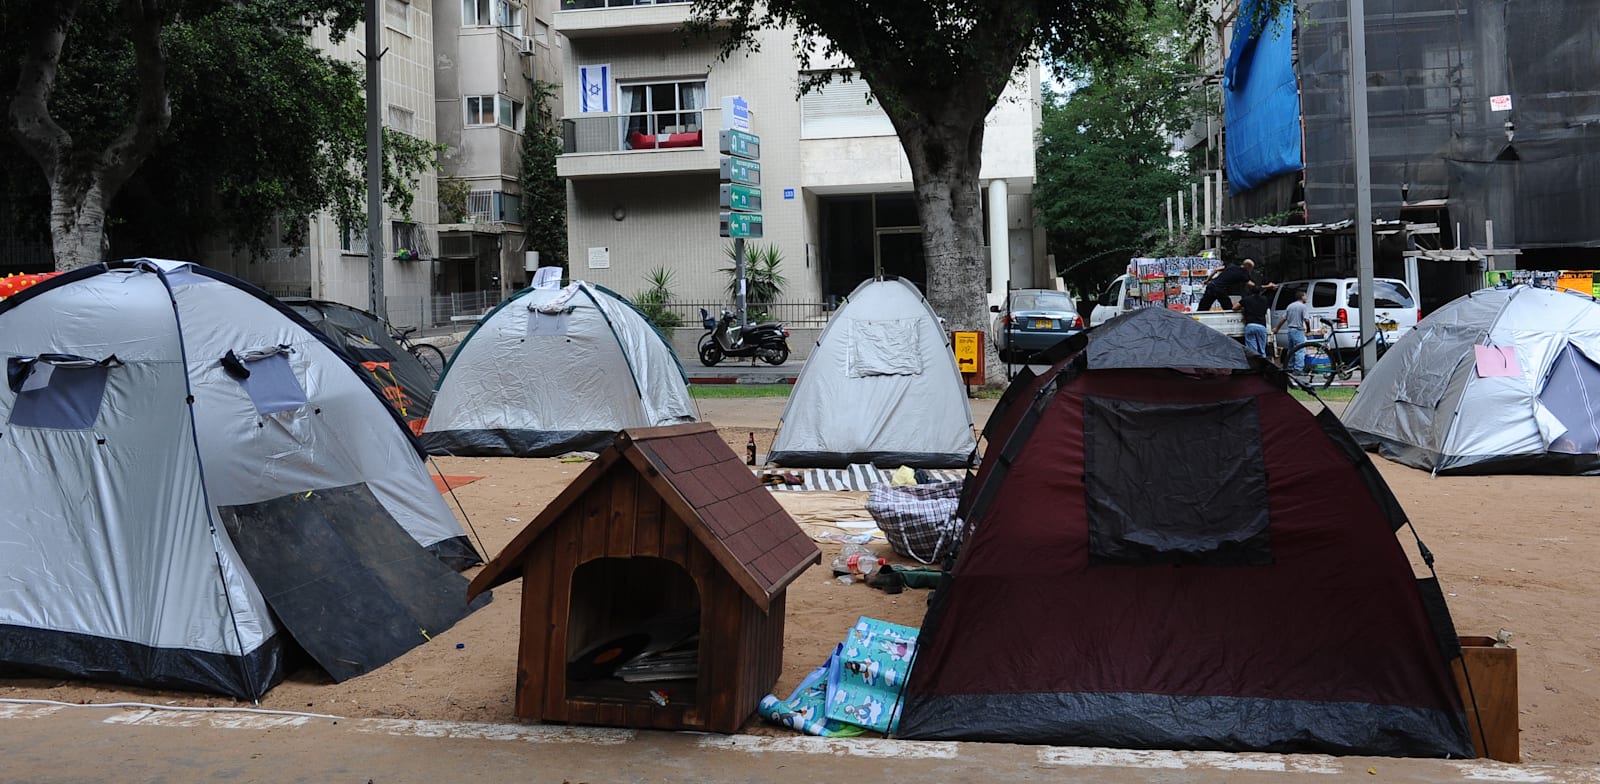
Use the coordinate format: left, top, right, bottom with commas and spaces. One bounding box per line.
1344, 286, 1600, 474
421, 281, 695, 456
0, 260, 483, 700
284, 298, 436, 435
769, 277, 976, 468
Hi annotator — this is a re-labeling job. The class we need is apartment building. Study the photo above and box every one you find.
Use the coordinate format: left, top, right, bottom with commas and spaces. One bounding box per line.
434, 0, 563, 302
203, 1, 441, 316
552, 1, 1045, 311
206, 0, 561, 327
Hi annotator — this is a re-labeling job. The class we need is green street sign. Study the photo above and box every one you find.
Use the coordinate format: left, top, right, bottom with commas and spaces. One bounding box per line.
720, 211, 764, 239
719, 129, 761, 160
720, 184, 763, 212
719, 156, 761, 186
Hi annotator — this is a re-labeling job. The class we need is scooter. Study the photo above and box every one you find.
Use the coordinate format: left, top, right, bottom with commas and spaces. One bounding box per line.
698, 308, 791, 366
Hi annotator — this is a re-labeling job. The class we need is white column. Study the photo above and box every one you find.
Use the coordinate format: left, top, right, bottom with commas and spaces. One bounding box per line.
988, 178, 1009, 305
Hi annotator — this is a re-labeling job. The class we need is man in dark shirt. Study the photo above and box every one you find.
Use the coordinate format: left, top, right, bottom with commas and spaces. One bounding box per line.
1239, 282, 1274, 359
1198, 258, 1256, 311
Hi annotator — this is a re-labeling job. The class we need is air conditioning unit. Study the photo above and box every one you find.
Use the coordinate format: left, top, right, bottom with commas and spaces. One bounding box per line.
518, 36, 535, 55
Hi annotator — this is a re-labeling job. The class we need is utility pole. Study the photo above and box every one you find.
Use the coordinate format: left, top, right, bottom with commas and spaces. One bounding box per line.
364, 0, 387, 319
1349, 0, 1377, 372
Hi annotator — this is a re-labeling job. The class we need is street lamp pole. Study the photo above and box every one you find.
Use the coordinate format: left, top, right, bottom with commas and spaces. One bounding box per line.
1349, 0, 1377, 372
365, 0, 387, 319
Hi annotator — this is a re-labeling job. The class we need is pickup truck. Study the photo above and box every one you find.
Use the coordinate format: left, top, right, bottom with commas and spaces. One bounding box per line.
1089, 273, 1246, 339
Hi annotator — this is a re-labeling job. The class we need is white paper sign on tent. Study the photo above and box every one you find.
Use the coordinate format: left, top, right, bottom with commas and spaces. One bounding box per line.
531, 267, 564, 291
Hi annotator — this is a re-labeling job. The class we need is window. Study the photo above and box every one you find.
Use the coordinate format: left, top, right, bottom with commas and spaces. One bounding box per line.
1311, 281, 1337, 308
387, 105, 415, 136
225, 349, 308, 416
799, 72, 895, 139
1083, 396, 1272, 566
7, 355, 118, 429
1347, 281, 1415, 309
340, 222, 368, 254
465, 95, 524, 130
385, 0, 410, 34
392, 222, 424, 258
465, 95, 496, 126
464, 0, 523, 34
495, 192, 521, 223
498, 97, 525, 131
619, 80, 706, 146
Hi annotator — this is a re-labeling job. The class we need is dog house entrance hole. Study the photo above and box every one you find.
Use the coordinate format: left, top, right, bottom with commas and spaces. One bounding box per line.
566, 557, 701, 706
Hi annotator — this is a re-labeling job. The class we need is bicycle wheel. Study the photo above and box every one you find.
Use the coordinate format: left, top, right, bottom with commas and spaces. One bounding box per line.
409, 343, 447, 383
1300, 342, 1340, 388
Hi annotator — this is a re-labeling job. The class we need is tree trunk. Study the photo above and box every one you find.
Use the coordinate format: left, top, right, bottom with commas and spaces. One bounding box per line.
893, 103, 1007, 381
49, 176, 111, 269
8, 0, 170, 271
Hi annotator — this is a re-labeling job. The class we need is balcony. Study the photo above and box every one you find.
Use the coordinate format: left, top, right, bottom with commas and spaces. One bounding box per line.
553, 0, 692, 39
557, 110, 719, 179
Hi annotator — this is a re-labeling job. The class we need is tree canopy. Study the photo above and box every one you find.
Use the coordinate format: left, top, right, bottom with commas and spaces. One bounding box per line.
1035, 4, 1200, 299
1, 0, 436, 269
519, 81, 567, 270
688, 0, 1152, 370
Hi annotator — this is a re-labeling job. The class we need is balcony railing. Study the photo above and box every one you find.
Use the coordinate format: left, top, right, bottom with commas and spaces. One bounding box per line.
561, 111, 705, 154
560, 0, 689, 9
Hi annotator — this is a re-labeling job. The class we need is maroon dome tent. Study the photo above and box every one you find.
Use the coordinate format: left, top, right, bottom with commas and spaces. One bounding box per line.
898, 307, 1476, 758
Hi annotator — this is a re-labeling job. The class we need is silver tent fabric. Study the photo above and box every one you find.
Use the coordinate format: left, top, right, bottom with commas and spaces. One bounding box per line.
1343, 286, 1600, 473
769, 278, 977, 468
0, 260, 474, 695
421, 282, 695, 456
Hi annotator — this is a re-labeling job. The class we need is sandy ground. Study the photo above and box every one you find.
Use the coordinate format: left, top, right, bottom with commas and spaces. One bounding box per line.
3, 396, 1597, 766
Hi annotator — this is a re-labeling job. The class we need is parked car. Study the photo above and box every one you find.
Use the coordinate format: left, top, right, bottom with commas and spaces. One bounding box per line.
1271, 277, 1420, 355
991, 289, 1084, 361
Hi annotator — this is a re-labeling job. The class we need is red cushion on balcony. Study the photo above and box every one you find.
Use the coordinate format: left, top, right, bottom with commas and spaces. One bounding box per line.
626, 130, 700, 150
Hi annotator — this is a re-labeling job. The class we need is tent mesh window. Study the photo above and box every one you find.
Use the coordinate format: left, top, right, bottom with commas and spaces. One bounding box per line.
528, 310, 572, 336
7, 361, 111, 430
1082, 396, 1272, 566
234, 353, 309, 416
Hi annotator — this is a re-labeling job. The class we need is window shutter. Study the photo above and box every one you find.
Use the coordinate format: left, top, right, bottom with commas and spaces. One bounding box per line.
800, 76, 895, 139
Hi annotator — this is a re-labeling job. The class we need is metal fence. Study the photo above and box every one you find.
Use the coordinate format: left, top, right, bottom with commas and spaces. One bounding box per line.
387, 289, 505, 330
665, 302, 836, 327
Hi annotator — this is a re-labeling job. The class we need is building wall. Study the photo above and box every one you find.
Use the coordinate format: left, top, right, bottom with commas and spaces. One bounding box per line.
202, 2, 440, 314
559, 20, 1042, 306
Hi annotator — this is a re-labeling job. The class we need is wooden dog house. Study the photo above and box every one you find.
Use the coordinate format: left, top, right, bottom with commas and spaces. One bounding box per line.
468, 423, 819, 732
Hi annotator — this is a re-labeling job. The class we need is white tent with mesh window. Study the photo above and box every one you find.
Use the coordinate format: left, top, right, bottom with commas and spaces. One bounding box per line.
420, 281, 696, 457
1343, 286, 1600, 474
768, 277, 976, 468
0, 260, 482, 700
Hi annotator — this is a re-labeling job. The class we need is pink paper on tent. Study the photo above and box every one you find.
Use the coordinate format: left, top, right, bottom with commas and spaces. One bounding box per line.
1474, 345, 1521, 377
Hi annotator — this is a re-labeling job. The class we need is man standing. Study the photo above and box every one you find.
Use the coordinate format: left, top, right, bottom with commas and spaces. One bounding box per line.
1239, 282, 1274, 360
1197, 258, 1256, 311
1273, 288, 1311, 373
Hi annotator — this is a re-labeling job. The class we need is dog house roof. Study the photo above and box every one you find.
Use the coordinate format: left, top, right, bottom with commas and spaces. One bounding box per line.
469, 423, 820, 610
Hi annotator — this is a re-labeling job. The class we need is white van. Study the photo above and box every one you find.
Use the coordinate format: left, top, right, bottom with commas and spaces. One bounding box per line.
1271, 277, 1419, 354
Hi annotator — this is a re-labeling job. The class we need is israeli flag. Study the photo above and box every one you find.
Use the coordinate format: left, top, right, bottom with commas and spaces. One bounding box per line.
578, 64, 611, 113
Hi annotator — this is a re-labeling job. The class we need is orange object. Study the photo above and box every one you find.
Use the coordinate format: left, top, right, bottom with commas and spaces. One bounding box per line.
431, 475, 484, 494
0, 272, 62, 300
952, 330, 984, 385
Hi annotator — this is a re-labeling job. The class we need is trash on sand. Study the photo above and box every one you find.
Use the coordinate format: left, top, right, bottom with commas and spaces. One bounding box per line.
557, 451, 599, 463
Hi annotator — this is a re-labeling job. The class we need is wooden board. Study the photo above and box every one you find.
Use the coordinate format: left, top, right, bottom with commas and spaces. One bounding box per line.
1453, 637, 1519, 762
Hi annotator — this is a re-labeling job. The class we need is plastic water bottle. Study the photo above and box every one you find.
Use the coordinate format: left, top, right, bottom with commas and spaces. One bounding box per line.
831, 544, 885, 577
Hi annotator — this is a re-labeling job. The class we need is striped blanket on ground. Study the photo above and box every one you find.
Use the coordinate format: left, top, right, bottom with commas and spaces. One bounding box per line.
755, 464, 966, 492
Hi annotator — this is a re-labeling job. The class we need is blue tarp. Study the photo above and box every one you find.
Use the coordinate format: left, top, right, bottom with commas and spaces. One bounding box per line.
1224, 0, 1302, 192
